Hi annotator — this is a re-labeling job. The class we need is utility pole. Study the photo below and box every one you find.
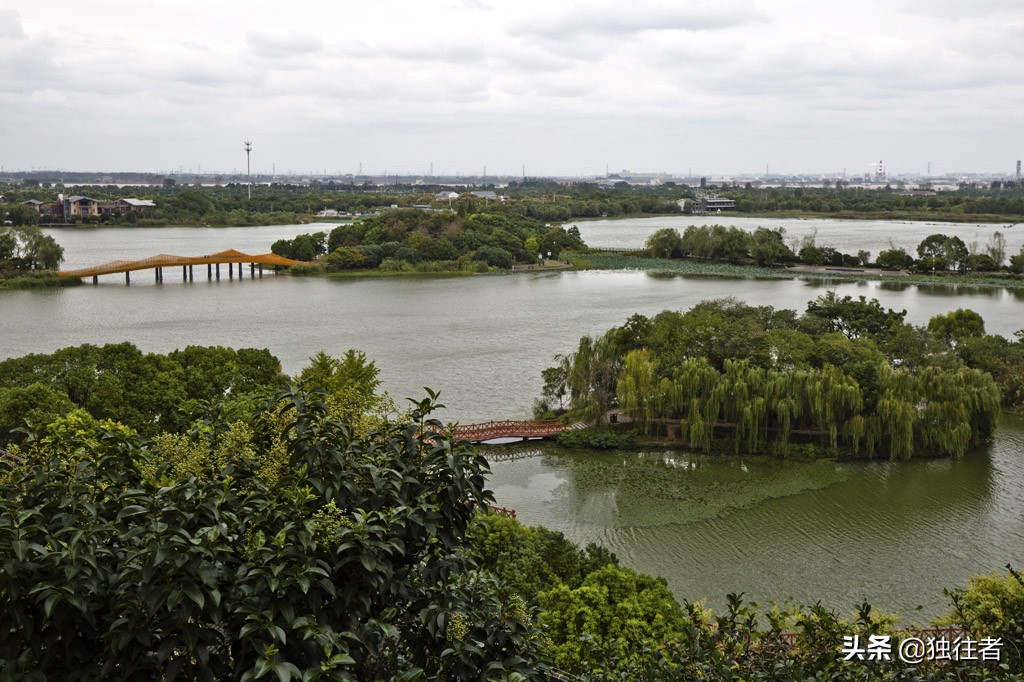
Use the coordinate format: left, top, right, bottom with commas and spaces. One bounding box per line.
244, 140, 253, 200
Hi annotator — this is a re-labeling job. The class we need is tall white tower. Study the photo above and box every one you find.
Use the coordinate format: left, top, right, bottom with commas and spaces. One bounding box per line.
244, 140, 253, 200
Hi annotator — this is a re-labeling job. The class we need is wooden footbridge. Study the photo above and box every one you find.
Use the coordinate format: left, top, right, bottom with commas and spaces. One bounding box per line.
58, 249, 304, 284
440, 419, 580, 443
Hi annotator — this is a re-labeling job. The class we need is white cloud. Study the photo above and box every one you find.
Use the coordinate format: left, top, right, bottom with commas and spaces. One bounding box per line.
2, 0, 1023, 173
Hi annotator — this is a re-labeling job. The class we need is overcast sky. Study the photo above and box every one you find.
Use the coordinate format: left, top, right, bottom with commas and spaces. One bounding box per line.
2, 0, 1022, 177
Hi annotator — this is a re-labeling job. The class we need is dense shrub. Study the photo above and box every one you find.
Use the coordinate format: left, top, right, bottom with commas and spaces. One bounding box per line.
0, 389, 547, 680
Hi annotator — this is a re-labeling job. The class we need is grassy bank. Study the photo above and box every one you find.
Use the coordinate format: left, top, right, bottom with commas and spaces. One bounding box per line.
0, 271, 82, 290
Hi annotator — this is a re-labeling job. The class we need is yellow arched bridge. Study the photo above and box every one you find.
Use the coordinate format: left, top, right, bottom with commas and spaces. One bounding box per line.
58, 249, 304, 284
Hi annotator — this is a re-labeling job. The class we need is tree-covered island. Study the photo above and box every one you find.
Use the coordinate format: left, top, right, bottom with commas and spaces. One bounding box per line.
271, 209, 584, 274
0, 224, 74, 290
537, 296, 1023, 458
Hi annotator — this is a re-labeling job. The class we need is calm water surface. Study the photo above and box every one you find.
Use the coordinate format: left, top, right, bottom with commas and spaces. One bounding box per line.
4, 223, 1022, 622
489, 416, 1024, 623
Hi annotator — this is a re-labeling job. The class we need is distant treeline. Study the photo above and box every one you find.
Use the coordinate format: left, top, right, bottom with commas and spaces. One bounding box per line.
3, 179, 1023, 226
643, 225, 1024, 274
726, 185, 1024, 218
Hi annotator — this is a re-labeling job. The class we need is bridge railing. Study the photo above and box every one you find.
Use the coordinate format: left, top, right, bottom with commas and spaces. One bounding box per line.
453, 419, 565, 441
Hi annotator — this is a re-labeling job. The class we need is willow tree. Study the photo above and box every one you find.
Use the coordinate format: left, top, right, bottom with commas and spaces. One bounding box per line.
566, 333, 621, 427
672, 358, 724, 452
616, 349, 665, 434
913, 365, 1000, 456
551, 300, 1002, 459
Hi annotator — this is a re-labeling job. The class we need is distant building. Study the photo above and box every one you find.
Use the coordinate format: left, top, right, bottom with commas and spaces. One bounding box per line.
64, 196, 100, 219
434, 191, 460, 200
469, 190, 505, 202
98, 198, 157, 216
118, 198, 156, 209
700, 195, 736, 212
22, 199, 63, 217
14, 195, 158, 220
0, 195, 6, 204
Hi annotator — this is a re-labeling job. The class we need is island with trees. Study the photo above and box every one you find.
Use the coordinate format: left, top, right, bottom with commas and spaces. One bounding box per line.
536, 295, 1023, 458
0, 224, 71, 290
566, 224, 1024, 289
271, 209, 584, 274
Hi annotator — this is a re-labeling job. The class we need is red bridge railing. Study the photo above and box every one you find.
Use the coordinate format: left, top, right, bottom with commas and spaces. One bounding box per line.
450, 419, 566, 443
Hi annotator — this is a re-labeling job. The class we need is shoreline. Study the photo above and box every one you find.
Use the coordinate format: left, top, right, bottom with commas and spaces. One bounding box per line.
566, 252, 1024, 290
568, 211, 1023, 225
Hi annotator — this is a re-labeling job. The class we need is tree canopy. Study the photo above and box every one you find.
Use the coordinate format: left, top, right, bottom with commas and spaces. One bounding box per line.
542, 296, 1011, 458
0, 225, 64, 271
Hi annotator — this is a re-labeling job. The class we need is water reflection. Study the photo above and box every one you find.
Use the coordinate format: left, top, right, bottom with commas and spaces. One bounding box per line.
486, 433, 1018, 622
879, 281, 912, 292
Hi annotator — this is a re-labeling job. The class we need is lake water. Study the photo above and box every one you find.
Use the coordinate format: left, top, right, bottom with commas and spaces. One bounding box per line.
3, 222, 1022, 622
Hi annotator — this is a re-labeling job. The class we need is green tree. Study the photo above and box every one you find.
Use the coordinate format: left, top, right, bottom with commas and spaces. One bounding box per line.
538, 564, 686, 676
1009, 246, 1024, 274
1, 204, 40, 227
939, 566, 1024, 670
645, 228, 683, 258
805, 292, 907, 340
0, 225, 64, 270
749, 227, 795, 266
875, 247, 912, 270
929, 309, 986, 348
917, 233, 968, 273
324, 246, 367, 271
0, 382, 76, 444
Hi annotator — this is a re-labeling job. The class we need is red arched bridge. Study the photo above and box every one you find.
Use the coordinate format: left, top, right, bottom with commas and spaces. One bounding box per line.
439, 419, 580, 443
58, 249, 304, 284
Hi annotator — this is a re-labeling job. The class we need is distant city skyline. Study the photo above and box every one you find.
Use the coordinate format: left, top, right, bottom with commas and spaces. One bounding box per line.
2, 1, 1022, 177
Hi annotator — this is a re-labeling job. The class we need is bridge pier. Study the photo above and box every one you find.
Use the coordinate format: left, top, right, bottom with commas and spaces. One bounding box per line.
228, 263, 233, 279
155, 267, 162, 283
259, 264, 263, 277
125, 271, 130, 284
92, 275, 98, 285
250, 263, 255, 278
182, 265, 187, 281
216, 263, 220, 279
207, 263, 212, 280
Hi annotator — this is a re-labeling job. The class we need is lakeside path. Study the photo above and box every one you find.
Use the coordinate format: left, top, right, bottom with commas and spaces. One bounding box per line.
567, 251, 1024, 290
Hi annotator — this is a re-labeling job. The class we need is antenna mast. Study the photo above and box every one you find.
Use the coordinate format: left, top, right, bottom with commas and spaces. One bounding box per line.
244, 140, 253, 200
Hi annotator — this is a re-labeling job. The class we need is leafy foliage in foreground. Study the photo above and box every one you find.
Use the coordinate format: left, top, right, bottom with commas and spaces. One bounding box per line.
471, 514, 1023, 680
0, 389, 546, 680
2, 345, 1022, 680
